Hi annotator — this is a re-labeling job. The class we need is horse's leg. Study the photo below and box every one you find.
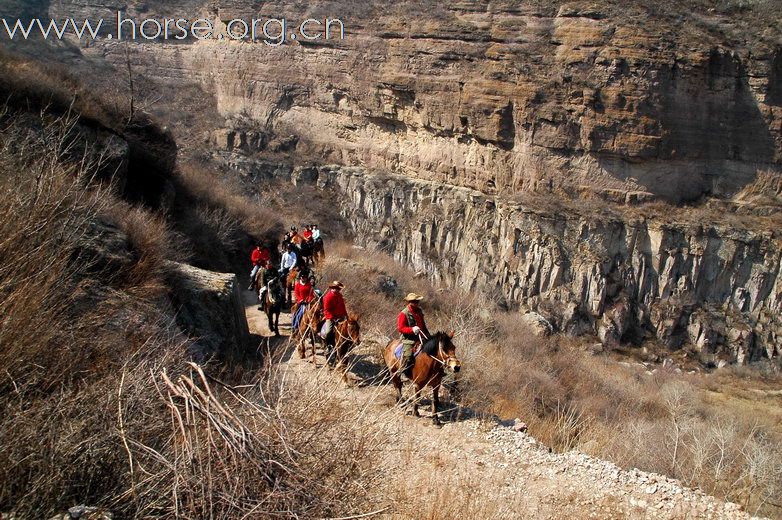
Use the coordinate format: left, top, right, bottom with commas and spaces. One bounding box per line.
274, 311, 280, 336
297, 329, 306, 358
412, 384, 422, 417
431, 385, 441, 426
310, 333, 317, 365
339, 350, 350, 385
392, 373, 403, 405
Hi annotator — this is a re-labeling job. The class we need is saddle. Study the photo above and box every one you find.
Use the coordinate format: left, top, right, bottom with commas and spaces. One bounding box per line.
393, 340, 422, 360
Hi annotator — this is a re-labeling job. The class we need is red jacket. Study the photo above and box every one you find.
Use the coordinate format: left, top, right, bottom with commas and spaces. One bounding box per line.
294, 280, 315, 304
323, 289, 347, 320
302, 230, 313, 241
397, 305, 430, 339
251, 247, 271, 265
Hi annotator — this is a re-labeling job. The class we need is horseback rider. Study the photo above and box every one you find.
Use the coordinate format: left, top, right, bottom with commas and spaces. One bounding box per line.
248, 242, 271, 290
312, 224, 321, 242
320, 281, 347, 342
282, 226, 298, 249
292, 272, 316, 330
302, 225, 313, 242
257, 261, 278, 307
280, 243, 298, 279
397, 293, 431, 377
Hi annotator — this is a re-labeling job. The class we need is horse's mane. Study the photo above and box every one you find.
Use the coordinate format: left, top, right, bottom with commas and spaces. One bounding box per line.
421, 332, 448, 357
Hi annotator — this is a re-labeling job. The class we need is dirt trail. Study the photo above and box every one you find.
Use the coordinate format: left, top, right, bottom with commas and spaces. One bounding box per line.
242, 290, 757, 519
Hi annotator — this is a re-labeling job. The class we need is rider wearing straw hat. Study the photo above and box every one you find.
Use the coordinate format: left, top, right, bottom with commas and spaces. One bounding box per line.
397, 292, 430, 377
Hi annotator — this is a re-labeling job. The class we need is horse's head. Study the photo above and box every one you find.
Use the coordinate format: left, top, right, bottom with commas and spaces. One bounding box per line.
267, 278, 282, 303
344, 313, 361, 346
436, 331, 461, 373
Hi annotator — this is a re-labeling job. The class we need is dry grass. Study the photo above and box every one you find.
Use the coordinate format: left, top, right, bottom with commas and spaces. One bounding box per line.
0, 47, 137, 131
171, 160, 285, 272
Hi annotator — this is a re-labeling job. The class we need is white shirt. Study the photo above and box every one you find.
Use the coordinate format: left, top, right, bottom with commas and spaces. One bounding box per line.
312, 229, 321, 240
281, 251, 297, 269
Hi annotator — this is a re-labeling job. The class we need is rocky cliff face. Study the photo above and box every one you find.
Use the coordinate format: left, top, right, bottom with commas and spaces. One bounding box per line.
39, 0, 782, 204
286, 164, 780, 365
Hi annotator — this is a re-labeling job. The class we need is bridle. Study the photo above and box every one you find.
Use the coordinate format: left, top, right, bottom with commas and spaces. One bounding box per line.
418, 333, 458, 368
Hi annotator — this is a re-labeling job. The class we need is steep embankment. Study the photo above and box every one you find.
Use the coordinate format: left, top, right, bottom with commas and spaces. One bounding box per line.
241, 276, 756, 519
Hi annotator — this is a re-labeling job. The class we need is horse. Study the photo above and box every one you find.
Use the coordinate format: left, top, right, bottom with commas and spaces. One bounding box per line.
261, 277, 284, 336
311, 238, 326, 265
383, 331, 461, 426
328, 314, 361, 384
250, 267, 264, 293
285, 267, 299, 304
296, 296, 322, 361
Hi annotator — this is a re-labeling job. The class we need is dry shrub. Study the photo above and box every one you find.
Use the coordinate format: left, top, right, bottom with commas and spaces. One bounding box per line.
0, 110, 110, 393
116, 360, 387, 518
172, 160, 285, 271
102, 200, 187, 288
0, 47, 134, 131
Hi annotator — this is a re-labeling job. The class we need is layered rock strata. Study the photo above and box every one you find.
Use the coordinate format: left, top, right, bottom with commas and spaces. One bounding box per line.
286, 164, 780, 365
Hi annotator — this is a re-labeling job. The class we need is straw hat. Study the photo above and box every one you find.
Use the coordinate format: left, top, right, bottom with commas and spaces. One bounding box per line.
404, 293, 424, 302
329, 280, 345, 289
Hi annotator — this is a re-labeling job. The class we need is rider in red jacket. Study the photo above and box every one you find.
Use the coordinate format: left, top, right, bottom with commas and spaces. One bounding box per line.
320, 281, 347, 341
248, 244, 271, 290
302, 225, 314, 242
294, 276, 316, 304
397, 293, 430, 376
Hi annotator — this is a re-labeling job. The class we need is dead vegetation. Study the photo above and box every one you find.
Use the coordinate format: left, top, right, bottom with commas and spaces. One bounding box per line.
169, 159, 285, 272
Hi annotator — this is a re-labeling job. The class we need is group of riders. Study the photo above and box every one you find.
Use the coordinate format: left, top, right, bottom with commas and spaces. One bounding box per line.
248, 224, 461, 424
247, 224, 432, 378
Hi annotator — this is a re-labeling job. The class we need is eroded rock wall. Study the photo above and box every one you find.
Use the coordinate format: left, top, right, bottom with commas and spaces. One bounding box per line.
33, 0, 782, 203
290, 165, 781, 365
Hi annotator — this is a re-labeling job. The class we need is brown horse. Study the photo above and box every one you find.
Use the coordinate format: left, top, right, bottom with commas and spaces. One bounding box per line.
296, 297, 322, 361
311, 239, 326, 265
383, 332, 461, 426
329, 314, 361, 384
285, 267, 300, 304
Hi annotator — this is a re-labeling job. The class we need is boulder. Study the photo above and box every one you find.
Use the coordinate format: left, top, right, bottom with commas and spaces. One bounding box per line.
165, 262, 250, 361
520, 312, 554, 337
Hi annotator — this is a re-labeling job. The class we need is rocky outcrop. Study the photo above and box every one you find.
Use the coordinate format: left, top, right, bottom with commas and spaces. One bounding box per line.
287, 164, 781, 365
43, 0, 782, 204
165, 262, 250, 360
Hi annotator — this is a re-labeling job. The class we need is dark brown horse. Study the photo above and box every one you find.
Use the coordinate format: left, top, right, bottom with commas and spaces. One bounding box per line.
250, 267, 263, 293
261, 277, 284, 336
311, 239, 326, 265
383, 332, 461, 426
